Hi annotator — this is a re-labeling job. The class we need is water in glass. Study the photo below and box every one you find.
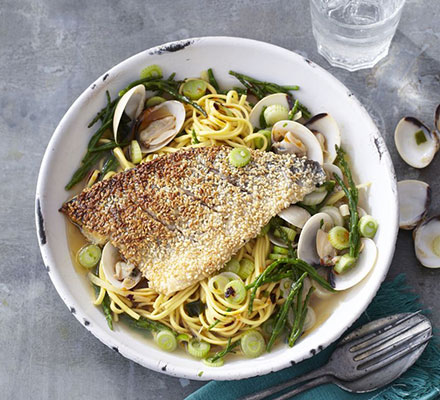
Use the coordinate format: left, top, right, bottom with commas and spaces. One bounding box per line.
310, 0, 406, 71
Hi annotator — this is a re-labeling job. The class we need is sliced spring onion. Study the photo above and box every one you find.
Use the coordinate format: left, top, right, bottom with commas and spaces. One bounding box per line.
238, 258, 255, 280
358, 215, 378, 238
414, 129, 427, 145
240, 330, 265, 358
254, 129, 272, 150
177, 334, 190, 343
146, 96, 166, 107
328, 226, 350, 250
273, 245, 289, 255
274, 226, 296, 242
279, 278, 293, 298
334, 253, 357, 274
229, 147, 252, 167
269, 253, 285, 260
129, 140, 142, 164
224, 258, 241, 274
77, 245, 101, 269
140, 64, 162, 80
188, 339, 211, 358
182, 79, 207, 100
264, 104, 289, 126
203, 357, 224, 367
154, 330, 177, 352
208, 274, 230, 293
224, 280, 247, 304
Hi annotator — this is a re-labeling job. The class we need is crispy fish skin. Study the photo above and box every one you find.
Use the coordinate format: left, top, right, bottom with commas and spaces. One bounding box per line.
61, 146, 325, 295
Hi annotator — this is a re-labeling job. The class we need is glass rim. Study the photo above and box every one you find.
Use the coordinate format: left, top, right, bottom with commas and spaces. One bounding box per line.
310, 0, 406, 30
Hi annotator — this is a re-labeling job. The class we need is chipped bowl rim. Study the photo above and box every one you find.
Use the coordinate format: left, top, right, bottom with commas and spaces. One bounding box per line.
35, 36, 398, 381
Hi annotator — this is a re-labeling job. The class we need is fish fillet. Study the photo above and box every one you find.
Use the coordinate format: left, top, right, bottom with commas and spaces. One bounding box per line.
61, 146, 325, 294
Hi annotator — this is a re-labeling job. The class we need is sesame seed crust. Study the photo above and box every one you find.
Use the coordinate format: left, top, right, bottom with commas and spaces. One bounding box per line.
60, 146, 325, 295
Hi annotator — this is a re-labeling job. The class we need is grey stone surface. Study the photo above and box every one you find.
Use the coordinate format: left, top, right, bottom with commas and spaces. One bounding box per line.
0, 0, 439, 399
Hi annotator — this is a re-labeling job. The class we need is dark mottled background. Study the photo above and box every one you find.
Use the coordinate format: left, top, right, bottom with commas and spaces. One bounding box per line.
0, 0, 439, 399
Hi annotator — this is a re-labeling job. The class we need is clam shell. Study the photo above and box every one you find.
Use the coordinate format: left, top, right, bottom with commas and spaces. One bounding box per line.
136, 100, 185, 154
306, 113, 341, 163
271, 120, 324, 164
394, 117, 439, 168
101, 242, 141, 290
297, 212, 333, 265
413, 216, 440, 268
398, 180, 430, 230
333, 238, 378, 291
248, 93, 289, 129
113, 84, 146, 143
279, 205, 311, 229
435, 104, 440, 133
323, 163, 343, 180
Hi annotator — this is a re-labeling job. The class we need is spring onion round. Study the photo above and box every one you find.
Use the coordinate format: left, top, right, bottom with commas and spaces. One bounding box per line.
203, 357, 224, 367
208, 274, 230, 293
140, 64, 162, 79
224, 258, 241, 274
279, 278, 293, 298
254, 129, 271, 150
224, 280, 247, 304
146, 96, 166, 107
273, 245, 289, 255
177, 333, 190, 343
328, 226, 350, 250
182, 79, 207, 100
269, 253, 285, 260
188, 339, 211, 358
334, 253, 357, 274
129, 140, 142, 164
264, 104, 289, 126
77, 244, 101, 269
238, 259, 255, 280
240, 330, 265, 358
359, 215, 378, 238
229, 147, 252, 167
262, 318, 275, 336
154, 330, 177, 352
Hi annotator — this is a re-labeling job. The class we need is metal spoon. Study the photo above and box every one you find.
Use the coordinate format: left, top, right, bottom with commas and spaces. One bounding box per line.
243, 312, 432, 400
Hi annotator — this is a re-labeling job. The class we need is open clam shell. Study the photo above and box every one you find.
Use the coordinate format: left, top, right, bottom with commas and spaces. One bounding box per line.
398, 180, 430, 230
435, 104, 440, 133
413, 216, 440, 268
305, 113, 341, 163
248, 93, 289, 129
113, 84, 146, 143
135, 100, 185, 154
101, 242, 141, 290
394, 117, 439, 168
271, 120, 324, 164
333, 238, 378, 291
297, 212, 333, 265
323, 163, 343, 181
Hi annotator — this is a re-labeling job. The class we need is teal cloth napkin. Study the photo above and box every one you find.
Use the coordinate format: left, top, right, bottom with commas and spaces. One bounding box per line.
186, 275, 440, 400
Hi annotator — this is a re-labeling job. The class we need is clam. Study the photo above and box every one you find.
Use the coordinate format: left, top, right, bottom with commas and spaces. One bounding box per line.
398, 180, 430, 230
305, 113, 341, 163
271, 120, 324, 164
268, 232, 289, 248
101, 242, 141, 289
332, 238, 378, 291
394, 117, 439, 168
279, 205, 311, 229
248, 93, 290, 129
135, 100, 185, 153
413, 216, 440, 268
301, 186, 327, 206
297, 212, 333, 265
113, 84, 146, 143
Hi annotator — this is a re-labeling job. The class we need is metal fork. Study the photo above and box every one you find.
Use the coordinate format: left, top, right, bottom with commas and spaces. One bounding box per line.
242, 312, 432, 400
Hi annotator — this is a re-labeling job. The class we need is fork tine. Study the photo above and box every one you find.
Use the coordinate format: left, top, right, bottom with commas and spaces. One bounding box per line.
354, 326, 431, 362
358, 334, 432, 373
351, 317, 426, 354
340, 311, 422, 348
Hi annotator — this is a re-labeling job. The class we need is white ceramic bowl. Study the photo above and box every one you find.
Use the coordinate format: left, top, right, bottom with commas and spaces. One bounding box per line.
35, 37, 398, 381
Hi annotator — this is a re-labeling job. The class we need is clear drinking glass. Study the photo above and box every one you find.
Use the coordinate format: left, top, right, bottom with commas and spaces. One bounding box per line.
310, 0, 406, 71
